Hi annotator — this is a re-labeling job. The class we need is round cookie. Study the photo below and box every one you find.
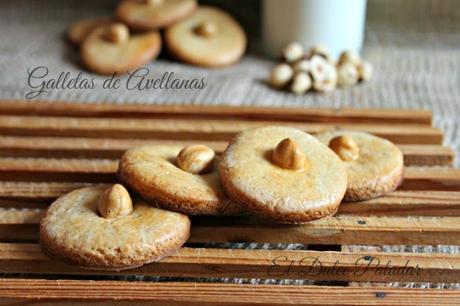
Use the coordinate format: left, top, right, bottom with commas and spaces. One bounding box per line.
315, 131, 404, 201
118, 145, 242, 215
81, 23, 161, 75
219, 126, 348, 224
67, 17, 112, 45
39, 185, 190, 271
116, 0, 198, 31
165, 6, 247, 67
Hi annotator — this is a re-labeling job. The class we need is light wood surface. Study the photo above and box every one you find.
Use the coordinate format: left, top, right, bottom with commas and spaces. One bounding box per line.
0, 182, 103, 201
190, 215, 460, 245
0, 101, 457, 301
0, 243, 458, 283
0, 136, 453, 165
0, 115, 442, 144
0, 183, 458, 216
1, 278, 459, 306
0, 100, 433, 124
1, 208, 459, 245
339, 191, 460, 216
0, 157, 457, 190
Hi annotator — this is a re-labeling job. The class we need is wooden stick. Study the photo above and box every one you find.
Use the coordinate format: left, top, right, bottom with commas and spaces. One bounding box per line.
339, 191, 460, 216
0, 278, 458, 306
401, 167, 460, 191
0, 115, 442, 144
0, 136, 453, 166
0, 183, 459, 217
0, 182, 102, 201
0, 136, 228, 159
0, 158, 116, 183
1, 208, 459, 245
0, 158, 457, 190
192, 215, 460, 245
399, 145, 455, 166
0, 100, 433, 124
0, 243, 459, 283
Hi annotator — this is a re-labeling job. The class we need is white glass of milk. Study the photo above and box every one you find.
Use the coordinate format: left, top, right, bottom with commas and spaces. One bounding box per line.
262, 0, 367, 58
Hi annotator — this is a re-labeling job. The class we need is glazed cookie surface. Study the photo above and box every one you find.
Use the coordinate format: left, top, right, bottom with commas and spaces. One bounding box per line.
39, 185, 190, 270
315, 131, 404, 201
118, 145, 241, 215
165, 6, 247, 67
116, 0, 198, 30
81, 23, 161, 75
219, 126, 348, 223
67, 17, 112, 45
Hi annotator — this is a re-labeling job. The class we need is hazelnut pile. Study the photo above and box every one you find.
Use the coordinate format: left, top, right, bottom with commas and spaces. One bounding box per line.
268, 43, 373, 94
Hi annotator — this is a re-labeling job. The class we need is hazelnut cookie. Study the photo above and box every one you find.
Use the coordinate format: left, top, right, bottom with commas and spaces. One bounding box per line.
219, 126, 347, 224
116, 0, 198, 31
118, 145, 242, 215
316, 131, 404, 201
165, 6, 246, 67
40, 185, 190, 270
80, 23, 161, 75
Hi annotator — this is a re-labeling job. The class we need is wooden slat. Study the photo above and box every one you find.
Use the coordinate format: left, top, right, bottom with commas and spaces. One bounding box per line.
0, 243, 459, 283
191, 215, 460, 245
0, 136, 227, 159
0, 158, 115, 183
339, 191, 460, 216
401, 167, 460, 191
0, 182, 459, 216
0, 115, 442, 144
0, 278, 458, 306
0, 158, 457, 190
1, 208, 459, 245
0, 182, 101, 201
0, 100, 433, 124
399, 145, 455, 166
0, 136, 453, 166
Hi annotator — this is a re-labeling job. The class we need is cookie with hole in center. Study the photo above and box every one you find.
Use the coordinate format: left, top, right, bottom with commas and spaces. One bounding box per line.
118, 144, 242, 215
81, 22, 161, 75
219, 126, 348, 224
315, 131, 404, 201
116, 0, 198, 31
39, 185, 190, 271
165, 6, 247, 67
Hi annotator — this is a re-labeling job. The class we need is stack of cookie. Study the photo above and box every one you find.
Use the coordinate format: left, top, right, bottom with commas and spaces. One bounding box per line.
40, 126, 403, 270
67, 0, 247, 75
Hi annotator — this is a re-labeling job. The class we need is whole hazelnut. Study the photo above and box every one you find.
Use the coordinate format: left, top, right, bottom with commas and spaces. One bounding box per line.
269, 63, 294, 88
282, 42, 304, 63
194, 21, 217, 37
103, 23, 129, 45
293, 59, 311, 73
308, 44, 334, 63
310, 57, 337, 92
338, 50, 361, 66
357, 61, 373, 82
329, 135, 360, 161
290, 72, 312, 95
337, 62, 359, 87
272, 138, 306, 171
309, 55, 330, 80
97, 184, 133, 219
176, 145, 215, 174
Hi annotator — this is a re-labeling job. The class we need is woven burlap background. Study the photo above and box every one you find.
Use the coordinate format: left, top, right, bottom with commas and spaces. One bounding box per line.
0, 0, 459, 288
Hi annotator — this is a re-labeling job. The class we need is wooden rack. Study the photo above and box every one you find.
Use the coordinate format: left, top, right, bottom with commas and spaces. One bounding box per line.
0, 100, 458, 305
